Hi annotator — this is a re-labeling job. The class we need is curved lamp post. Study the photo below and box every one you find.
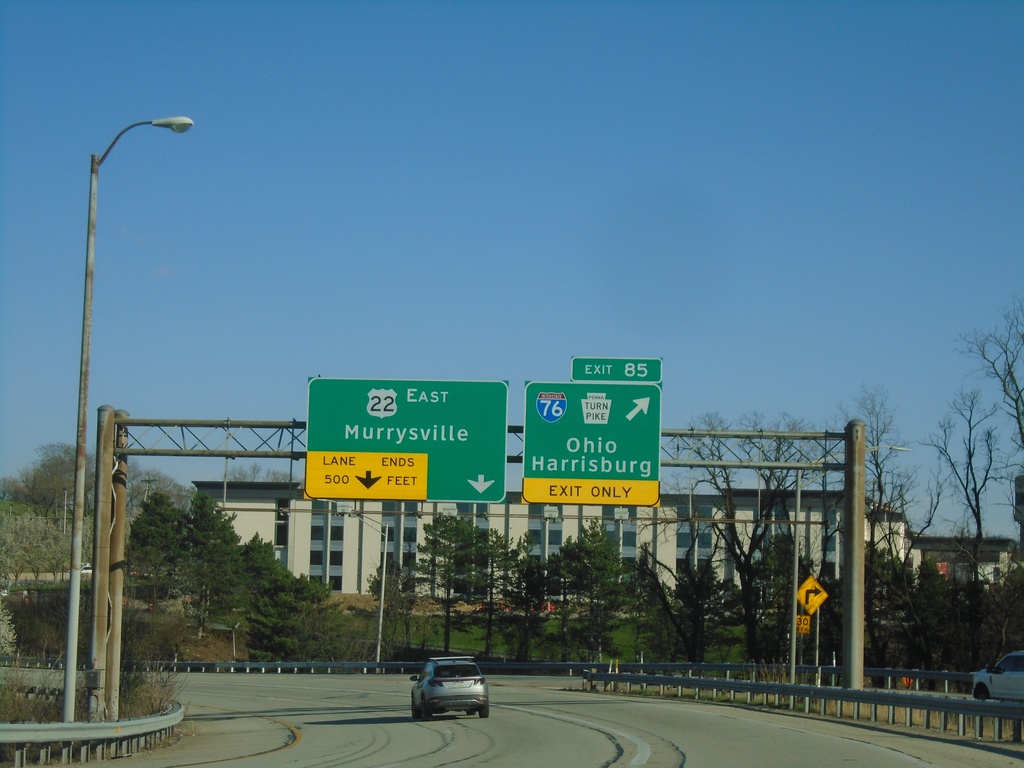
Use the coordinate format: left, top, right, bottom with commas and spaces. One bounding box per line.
64, 117, 193, 722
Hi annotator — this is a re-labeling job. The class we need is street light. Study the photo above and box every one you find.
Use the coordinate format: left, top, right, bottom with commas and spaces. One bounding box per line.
64, 117, 193, 722
349, 511, 390, 665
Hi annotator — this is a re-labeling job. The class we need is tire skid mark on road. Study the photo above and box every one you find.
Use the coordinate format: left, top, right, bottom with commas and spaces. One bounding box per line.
164, 704, 303, 767
279, 721, 395, 768
323, 715, 497, 768
409, 717, 498, 767
501, 703, 670, 766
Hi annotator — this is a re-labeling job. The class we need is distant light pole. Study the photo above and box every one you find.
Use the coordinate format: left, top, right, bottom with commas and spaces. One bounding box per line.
64, 117, 193, 722
376, 521, 389, 665
353, 513, 390, 664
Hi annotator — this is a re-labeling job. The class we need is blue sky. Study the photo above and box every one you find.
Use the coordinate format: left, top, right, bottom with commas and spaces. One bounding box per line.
2, 1, 1021, 533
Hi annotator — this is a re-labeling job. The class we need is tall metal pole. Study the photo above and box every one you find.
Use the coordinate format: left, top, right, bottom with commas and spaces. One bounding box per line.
375, 523, 388, 664
63, 118, 193, 722
789, 469, 801, 685
64, 151, 100, 722
843, 419, 866, 689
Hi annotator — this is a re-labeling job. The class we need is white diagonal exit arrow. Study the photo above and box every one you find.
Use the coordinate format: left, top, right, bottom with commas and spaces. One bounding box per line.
625, 397, 650, 422
468, 474, 495, 494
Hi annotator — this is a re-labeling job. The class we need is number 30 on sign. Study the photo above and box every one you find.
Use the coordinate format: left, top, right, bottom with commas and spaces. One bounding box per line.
796, 615, 811, 635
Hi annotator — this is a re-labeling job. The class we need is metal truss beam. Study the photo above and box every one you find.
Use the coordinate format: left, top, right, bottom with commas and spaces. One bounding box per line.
117, 418, 847, 472
119, 418, 307, 460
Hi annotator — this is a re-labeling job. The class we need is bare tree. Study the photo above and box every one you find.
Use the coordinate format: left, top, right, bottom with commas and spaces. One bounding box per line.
125, 467, 192, 518
927, 390, 1001, 545
6, 444, 87, 518
962, 297, 1024, 456
925, 389, 1002, 668
841, 386, 939, 669
689, 412, 808, 662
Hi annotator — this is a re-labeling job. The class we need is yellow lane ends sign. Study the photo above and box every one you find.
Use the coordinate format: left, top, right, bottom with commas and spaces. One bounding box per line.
306, 450, 428, 500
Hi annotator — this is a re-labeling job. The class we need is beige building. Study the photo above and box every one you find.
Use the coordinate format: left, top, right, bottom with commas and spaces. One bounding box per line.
194, 481, 853, 594
909, 535, 1017, 584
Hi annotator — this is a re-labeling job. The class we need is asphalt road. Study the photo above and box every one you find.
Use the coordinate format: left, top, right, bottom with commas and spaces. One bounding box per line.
115, 674, 1024, 767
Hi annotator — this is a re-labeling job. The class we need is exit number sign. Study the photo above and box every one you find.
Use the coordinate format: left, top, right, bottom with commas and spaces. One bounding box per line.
571, 357, 662, 383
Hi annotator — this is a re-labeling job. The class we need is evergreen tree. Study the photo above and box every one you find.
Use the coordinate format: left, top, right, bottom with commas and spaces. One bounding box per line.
554, 520, 626, 662
178, 494, 243, 637
417, 515, 485, 652
633, 542, 730, 662
127, 491, 187, 602
241, 535, 335, 660
496, 535, 550, 661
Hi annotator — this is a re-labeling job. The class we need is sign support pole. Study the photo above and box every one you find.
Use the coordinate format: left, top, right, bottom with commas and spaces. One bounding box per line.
843, 419, 866, 690
789, 469, 802, 685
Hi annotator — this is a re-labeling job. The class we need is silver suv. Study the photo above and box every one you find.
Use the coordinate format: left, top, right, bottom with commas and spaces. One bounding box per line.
410, 656, 490, 719
972, 651, 1024, 701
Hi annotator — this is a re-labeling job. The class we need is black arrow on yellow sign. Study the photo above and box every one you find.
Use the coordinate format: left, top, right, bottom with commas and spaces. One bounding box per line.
357, 471, 381, 489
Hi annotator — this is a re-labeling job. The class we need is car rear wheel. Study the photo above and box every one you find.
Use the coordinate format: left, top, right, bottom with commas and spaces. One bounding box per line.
479, 704, 490, 719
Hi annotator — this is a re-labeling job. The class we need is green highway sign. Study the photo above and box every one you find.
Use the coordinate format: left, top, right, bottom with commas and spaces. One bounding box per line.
523, 381, 661, 506
306, 378, 508, 502
571, 357, 663, 383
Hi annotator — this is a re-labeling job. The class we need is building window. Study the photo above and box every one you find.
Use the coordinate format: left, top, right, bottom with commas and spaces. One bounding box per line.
331, 521, 345, 542
329, 550, 343, 567
275, 502, 289, 547
697, 525, 713, 551
310, 550, 323, 566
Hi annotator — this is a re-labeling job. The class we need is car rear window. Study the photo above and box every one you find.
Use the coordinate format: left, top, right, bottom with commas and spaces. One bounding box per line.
438, 664, 479, 678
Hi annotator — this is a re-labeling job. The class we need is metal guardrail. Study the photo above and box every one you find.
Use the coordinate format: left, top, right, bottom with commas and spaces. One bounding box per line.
585, 671, 1024, 743
145, 658, 972, 690
0, 703, 184, 767
152, 659, 600, 676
